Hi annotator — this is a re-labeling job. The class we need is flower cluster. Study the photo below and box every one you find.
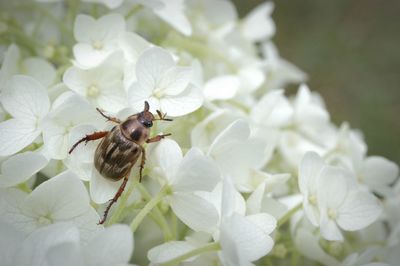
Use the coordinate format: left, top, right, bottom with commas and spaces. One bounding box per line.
0, 0, 399, 265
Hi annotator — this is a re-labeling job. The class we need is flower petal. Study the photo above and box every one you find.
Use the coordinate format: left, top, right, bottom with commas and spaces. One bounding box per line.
0, 119, 39, 156
169, 192, 219, 233
22, 171, 91, 220
136, 47, 175, 90
172, 148, 220, 192
203, 75, 240, 101
158, 66, 193, 96
0, 151, 48, 187
84, 224, 133, 266
1, 75, 50, 120
337, 190, 382, 231
220, 213, 274, 262
90, 167, 125, 204
148, 241, 197, 264
159, 84, 203, 116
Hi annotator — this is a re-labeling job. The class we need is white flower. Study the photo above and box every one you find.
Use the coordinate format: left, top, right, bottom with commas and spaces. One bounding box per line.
63, 52, 128, 113
0, 171, 101, 242
128, 47, 203, 117
261, 42, 306, 91
0, 151, 48, 188
152, 0, 192, 36
0, 44, 56, 90
299, 152, 383, 241
73, 13, 126, 68
0, 75, 50, 156
148, 139, 221, 232
206, 119, 269, 192
0, 221, 133, 266
217, 177, 276, 265
42, 92, 102, 160
240, 1, 275, 42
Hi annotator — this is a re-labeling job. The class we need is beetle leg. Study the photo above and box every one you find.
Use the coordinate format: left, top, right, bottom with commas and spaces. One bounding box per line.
98, 174, 130, 225
68, 131, 109, 154
96, 108, 121, 124
146, 133, 171, 143
139, 146, 146, 182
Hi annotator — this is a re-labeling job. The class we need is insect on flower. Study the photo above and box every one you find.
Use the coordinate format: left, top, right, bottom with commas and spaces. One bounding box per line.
69, 101, 172, 224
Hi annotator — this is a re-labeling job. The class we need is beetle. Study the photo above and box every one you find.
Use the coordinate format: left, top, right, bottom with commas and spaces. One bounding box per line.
69, 101, 172, 224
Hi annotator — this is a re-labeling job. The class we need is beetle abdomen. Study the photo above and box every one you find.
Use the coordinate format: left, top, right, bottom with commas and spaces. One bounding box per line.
94, 126, 141, 181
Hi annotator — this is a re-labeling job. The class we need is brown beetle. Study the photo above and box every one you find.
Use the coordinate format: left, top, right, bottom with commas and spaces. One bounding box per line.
69, 101, 172, 224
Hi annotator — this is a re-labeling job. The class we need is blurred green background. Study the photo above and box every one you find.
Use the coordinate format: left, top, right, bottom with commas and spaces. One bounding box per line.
234, 0, 400, 165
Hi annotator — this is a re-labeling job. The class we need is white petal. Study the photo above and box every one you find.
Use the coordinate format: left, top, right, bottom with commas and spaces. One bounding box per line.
362, 156, 399, 188
0, 119, 39, 156
220, 213, 274, 262
0, 221, 25, 266
16, 223, 80, 266
22, 57, 56, 87
128, 82, 153, 111
1, 75, 50, 120
148, 241, 197, 264
46, 242, 84, 266
90, 167, 124, 204
319, 211, 343, 241
317, 166, 349, 209
147, 138, 182, 182
154, 0, 192, 36
84, 224, 133, 266
118, 32, 150, 63
238, 66, 265, 93
246, 213, 277, 235
136, 47, 175, 90
0, 44, 19, 90
221, 177, 246, 218
241, 2, 275, 41
172, 148, 220, 192
294, 228, 339, 266
158, 66, 193, 96
298, 151, 325, 195
74, 14, 96, 43
159, 84, 203, 116
22, 171, 91, 220
337, 190, 382, 231
0, 152, 48, 187
169, 192, 219, 233
203, 75, 240, 101
73, 44, 113, 68
96, 13, 126, 40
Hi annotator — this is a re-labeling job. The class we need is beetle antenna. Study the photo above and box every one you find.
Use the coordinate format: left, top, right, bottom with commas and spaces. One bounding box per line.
155, 110, 173, 121
144, 101, 150, 112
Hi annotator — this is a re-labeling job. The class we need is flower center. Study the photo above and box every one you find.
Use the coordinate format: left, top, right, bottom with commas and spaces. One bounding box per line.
327, 208, 337, 220
92, 40, 104, 50
87, 84, 100, 98
153, 88, 164, 99
38, 215, 53, 226
308, 194, 317, 205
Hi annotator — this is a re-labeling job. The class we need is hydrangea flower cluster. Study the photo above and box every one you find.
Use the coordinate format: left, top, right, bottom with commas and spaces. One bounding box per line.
0, 0, 399, 265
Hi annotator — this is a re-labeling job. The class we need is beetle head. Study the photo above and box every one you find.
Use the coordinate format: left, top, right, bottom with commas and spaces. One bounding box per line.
138, 101, 155, 128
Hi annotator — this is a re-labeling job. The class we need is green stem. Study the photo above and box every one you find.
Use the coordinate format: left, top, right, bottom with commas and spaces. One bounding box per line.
277, 203, 302, 228
160, 242, 221, 266
130, 185, 169, 232
125, 5, 143, 19
136, 183, 174, 240
17, 182, 32, 193
107, 180, 138, 225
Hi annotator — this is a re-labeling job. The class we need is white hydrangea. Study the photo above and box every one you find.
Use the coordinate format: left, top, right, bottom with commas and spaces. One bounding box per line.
0, 0, 398, 265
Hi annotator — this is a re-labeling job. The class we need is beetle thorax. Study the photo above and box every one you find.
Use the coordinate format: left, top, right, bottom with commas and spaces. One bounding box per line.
120, 116, 150, 144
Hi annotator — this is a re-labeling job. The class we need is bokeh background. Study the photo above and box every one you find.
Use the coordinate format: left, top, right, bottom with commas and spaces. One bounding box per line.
234, 0, 400, 165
